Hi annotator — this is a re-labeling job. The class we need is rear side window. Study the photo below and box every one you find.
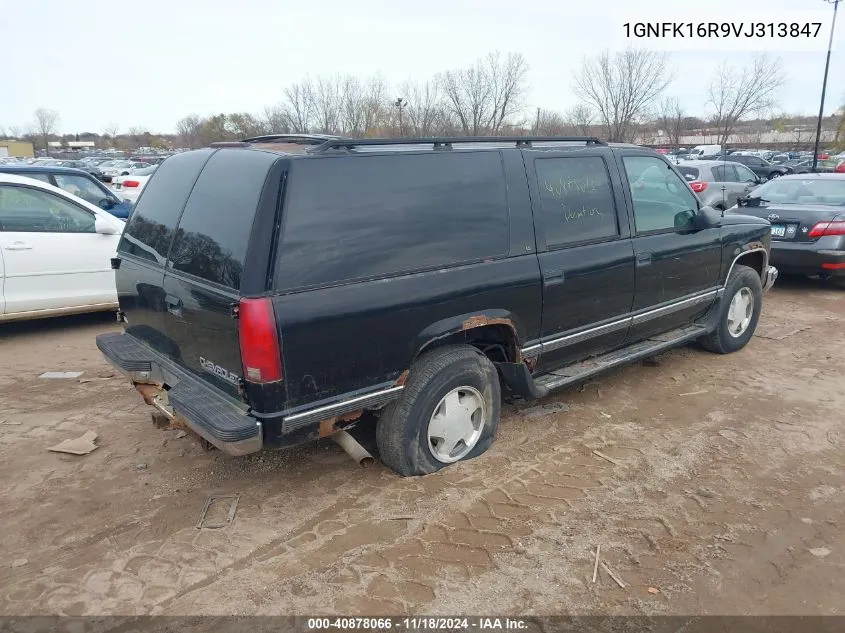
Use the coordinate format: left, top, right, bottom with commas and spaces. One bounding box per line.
534, 156, 619, 248
276, 152, 509, 289
677, 166, 699, 181
118, 149, 213, 264
167, 149, 276, 289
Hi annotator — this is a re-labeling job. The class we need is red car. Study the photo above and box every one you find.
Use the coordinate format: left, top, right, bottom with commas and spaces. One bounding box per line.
835, 159, 845, 174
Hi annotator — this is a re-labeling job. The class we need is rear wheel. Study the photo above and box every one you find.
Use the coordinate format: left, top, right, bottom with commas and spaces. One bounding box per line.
376, 345, 500, 476
700, 264, 762, 354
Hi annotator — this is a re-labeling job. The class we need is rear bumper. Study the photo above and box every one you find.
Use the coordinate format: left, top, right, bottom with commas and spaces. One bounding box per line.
770, 241, 845, 277
95, 332, 262, 456
762, 265, 778, 292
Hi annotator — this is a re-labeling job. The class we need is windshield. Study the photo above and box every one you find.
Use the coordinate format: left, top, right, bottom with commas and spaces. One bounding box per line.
749, 178, 845, 206
132, 165, 158, 176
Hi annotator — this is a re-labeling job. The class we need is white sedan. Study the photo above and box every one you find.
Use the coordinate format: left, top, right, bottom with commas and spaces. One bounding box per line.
0, 173, 124, 322
111, 165, 157, 203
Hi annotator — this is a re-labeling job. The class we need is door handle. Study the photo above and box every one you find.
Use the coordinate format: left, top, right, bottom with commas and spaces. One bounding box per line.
543, 269, 565, 287
165, 294, 183, 317
636, 253, 652, 267
4, 242, 33, 251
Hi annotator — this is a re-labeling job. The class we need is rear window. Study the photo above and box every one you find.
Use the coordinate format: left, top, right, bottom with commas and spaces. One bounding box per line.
677, 166, 699, 181
276, 151, 509, 289
167, 148, 276, 289
118, 149, 213, 264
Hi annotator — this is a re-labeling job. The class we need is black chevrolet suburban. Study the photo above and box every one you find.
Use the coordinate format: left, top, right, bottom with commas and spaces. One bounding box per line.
97, 135, 778, 476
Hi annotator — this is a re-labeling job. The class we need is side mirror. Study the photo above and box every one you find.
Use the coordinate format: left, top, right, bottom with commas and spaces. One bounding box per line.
673, 209, 697, 232
689, 206, 723, 230
98, 197, 115, 210
95, 217, 119, 235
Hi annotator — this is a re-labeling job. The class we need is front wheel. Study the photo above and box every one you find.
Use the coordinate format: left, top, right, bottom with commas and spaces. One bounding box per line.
768, 171, 781, 179
699, 264, 763, 354
376, 345, 501, 476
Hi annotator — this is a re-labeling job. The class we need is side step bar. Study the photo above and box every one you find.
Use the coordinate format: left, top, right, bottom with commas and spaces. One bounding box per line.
533, 324, 708, 394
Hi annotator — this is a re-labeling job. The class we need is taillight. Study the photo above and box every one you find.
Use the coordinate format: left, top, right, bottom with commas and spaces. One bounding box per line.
689, 181, 707, 193
121, 180, 140, 187
808, 221, 845, 238
238, 297, 283, 383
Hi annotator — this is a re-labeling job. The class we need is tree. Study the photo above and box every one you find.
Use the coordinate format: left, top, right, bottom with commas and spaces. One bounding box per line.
441, 51, 528, 135
563, 104, 594, 135
263, 105, 291, 134
707, 55, 783, 146
8, 125, 21, 139
534, 109, 568, 135
401, 79, 445, 136
34, 108, 60, 150
311, 75, 342, 134
176, 114, 202, 148
283, 79, 314, 133
656, 97, 685, 149
573, 49, 671, 142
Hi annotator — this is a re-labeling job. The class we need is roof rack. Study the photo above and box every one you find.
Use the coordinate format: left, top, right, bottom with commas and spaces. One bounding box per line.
308, 136, 607, 153
211, 134, 342, 148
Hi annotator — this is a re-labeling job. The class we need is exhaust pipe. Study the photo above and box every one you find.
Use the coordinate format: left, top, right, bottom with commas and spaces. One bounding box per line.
332, 430, 375, 467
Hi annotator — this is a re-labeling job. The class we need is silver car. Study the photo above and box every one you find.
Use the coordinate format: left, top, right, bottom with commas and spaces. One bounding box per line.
675, 160, 762, 210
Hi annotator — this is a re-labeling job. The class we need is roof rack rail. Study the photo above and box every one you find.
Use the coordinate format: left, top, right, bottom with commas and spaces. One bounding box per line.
308, 136, 607, 153
240, 134, 342, 145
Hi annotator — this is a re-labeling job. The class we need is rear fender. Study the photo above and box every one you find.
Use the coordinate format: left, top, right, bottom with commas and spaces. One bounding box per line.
414, 310, 525, 362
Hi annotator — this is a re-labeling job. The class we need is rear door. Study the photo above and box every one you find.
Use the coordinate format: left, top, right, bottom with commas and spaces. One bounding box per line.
115, 149, 214, 358
523, 147, 636, 371
160, 149, 280, 398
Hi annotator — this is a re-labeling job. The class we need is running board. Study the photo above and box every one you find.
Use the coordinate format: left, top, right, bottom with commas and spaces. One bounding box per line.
534, 324, 708, 394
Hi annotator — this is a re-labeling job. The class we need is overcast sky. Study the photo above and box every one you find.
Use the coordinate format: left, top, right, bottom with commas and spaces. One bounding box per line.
2, 0, 843, 134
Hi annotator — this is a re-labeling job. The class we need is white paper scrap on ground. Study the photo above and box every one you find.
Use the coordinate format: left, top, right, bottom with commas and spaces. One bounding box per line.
48, 431, 99, 455
39, 371, 84, 379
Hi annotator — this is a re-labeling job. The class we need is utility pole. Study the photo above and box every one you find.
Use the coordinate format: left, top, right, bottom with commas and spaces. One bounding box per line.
394, 98, 407, 137
812, 0, 840, 172
535, 107, 540, 134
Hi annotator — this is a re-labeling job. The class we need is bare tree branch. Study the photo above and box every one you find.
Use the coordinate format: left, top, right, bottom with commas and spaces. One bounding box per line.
440, 51, 528, 135
707, 54, 784, 146
34, 108, 60, 150
656, 97, 685, 149
563, 105, 594, 135
573, 49, 671, 142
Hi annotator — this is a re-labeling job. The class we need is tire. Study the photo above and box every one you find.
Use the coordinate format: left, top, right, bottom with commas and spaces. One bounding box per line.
769, 171, 781, 179
699, 264, 763, 354
376, 345, 501, 476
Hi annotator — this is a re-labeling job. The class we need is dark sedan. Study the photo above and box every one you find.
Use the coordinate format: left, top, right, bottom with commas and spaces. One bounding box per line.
727, 174, 845, 279
726, 154, 792, 180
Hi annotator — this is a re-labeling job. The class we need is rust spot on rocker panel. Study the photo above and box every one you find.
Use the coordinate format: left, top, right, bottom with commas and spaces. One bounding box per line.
318, 409, 364, 438
394, 370, 410, 387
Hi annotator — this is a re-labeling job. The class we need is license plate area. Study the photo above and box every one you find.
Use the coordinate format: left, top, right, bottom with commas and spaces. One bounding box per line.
771, 224, 786, 237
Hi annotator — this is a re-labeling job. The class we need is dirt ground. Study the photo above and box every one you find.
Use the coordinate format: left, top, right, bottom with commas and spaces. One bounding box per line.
1, 276, 844, 619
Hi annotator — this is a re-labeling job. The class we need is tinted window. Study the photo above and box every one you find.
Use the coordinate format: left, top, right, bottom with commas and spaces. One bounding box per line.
534, 156, 619, 247
677, 166, 699, 181
118, 149, 213, 264
168, 149, 276, 289
0, 185, 95, 233
277, 152, 508, 289
623, 156, 699, 233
